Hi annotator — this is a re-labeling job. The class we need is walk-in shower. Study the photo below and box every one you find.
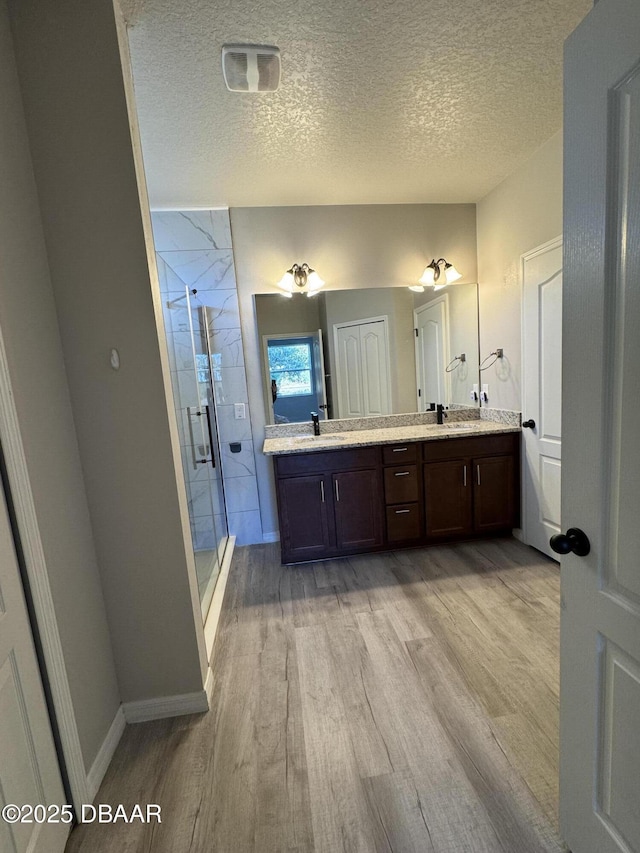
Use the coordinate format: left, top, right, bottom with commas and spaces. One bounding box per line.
163, 285, 230, 620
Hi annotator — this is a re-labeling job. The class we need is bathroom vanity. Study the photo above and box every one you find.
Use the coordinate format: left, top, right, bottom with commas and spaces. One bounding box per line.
264, 421, 520, 564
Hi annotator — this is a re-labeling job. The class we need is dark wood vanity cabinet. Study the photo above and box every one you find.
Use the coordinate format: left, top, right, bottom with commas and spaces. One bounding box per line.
423, 434, 519, 539
333, 469, 384, 551
277, 474, 333, 562
423, 459, 473, 537
274, 448, 383, 564
273, 432, 519, 563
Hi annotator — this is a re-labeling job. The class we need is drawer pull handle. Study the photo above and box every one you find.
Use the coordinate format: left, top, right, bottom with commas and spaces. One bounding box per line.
477, 465, 481, 486
395, 509, 411, 514
320, 481, 325, 503
463, 465, 467, 487
392, 447, 409, 452
335, 480, 340, 502
394, 471, 411, 477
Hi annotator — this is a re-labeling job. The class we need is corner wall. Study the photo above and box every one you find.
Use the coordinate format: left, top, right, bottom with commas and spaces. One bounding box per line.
476, 132, 563, 411
9, 0, 206, 704
0, 0, 120, 771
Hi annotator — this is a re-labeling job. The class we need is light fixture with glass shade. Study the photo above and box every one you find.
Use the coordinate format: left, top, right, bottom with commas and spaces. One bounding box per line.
409, 258, 462, 293
275, 263, 325, 297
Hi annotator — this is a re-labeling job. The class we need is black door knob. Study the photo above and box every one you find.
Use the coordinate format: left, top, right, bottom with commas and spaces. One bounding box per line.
550, 528, 590, 557
522, 419, 536, 429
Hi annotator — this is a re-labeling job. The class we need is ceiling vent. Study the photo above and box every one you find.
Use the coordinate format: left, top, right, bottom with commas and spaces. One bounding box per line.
222, 44, 281, 93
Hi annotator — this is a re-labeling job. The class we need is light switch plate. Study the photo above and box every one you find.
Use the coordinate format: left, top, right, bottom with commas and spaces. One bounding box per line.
234, 402, 246, 420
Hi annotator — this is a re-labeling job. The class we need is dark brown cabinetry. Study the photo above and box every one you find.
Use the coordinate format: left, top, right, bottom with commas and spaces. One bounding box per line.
424, 460, 473, 537
277, 474, 332, 562
333, 469, 383, 551
274, 447, 383, 564
473, 454, 516, 532
273, 432, 519, 563
423, 434, 519, 540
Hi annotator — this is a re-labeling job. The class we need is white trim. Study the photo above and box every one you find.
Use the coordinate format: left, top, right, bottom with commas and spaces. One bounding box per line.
204, 667, 215, 703
0, 327, 89, 809
86, 706, 126, 800
123, 690, 209, 724
262, 531, 280, 543
520, 235, 563, 547
203, 535, 235, 660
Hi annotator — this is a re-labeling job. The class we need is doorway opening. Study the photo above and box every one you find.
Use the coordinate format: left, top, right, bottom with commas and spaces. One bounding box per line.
263, 332, 328, 425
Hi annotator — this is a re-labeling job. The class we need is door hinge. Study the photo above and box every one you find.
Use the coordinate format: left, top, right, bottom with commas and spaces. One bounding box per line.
418, 389, 421, 397
415, 328, 419, 337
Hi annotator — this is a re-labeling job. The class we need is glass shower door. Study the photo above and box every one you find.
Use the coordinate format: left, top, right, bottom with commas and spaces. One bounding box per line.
182, 287, 229, 620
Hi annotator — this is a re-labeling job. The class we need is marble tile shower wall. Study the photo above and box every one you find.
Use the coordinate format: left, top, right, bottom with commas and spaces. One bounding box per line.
152, 210, 262, 546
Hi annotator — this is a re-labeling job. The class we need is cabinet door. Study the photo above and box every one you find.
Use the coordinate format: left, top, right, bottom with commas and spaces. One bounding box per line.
333, 469, 383, 551
278, 474, 332, 561
473, 455, 515, 532
424, 460, 473, 537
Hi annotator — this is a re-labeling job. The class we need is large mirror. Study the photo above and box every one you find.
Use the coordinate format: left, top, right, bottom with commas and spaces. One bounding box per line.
255, 285, 480, 424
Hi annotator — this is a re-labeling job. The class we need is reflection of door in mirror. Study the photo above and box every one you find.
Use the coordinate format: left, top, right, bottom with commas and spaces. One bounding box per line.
334, 316, 391, 418
414, 296, 449, 410
263, 332, 328, 424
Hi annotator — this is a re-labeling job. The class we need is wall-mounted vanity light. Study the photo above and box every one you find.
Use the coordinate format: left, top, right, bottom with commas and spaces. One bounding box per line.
275, 263, 325, 298
409, 258, 462, 293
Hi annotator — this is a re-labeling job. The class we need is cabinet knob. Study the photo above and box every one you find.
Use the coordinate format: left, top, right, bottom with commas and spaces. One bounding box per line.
549, 528, 590, 557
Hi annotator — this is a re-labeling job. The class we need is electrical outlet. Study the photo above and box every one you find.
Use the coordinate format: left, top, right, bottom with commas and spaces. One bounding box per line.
471, 383, 479, 401
234, 402, 246, 420
481, 383, 489, 403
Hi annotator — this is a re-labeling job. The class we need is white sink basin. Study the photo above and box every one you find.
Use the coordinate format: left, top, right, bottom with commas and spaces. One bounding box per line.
441, 422, 479, 431
290, 434, 348, 445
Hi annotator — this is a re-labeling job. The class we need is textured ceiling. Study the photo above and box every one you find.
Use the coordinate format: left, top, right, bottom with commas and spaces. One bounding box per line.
122, 0, 591, 208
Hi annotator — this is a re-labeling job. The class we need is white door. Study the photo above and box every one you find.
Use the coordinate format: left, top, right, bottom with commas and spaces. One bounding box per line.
0, 486, 69, 853
414, 297, 448, 410
522, 238, 563, 559
334, 318, 390, 418
561, 2, 640, 852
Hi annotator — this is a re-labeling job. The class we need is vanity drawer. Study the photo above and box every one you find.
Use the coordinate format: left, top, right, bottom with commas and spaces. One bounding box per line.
386, 504, 421, 542
384, 465, 419, 504
382, 443, 418, 464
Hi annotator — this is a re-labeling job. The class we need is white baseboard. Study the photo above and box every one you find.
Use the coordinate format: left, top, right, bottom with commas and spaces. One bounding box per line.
512, 527, 525, 543
86, 706, 126, 800
203, 536, 235, 660
204, 667, 214, 703
122, 690, 209, 724
262, 531, 280, 543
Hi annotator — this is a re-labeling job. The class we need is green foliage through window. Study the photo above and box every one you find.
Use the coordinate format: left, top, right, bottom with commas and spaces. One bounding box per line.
268, 342, 313, 397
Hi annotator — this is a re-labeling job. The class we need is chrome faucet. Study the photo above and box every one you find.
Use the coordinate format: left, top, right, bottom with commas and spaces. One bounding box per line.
436, 404, 447, 425
311, 412, 320, 435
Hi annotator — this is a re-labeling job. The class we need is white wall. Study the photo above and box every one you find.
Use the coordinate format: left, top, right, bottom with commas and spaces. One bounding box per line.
230, 203, 477, 538
476, 132, 563, 411
9, 0, 206, 704
0, 0, 120, 770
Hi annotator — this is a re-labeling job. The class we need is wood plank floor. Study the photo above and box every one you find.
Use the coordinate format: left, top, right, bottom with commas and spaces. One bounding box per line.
66, 538, 565, 853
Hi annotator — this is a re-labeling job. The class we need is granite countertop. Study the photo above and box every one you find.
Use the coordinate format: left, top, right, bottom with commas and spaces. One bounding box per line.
263, 419, 520, 456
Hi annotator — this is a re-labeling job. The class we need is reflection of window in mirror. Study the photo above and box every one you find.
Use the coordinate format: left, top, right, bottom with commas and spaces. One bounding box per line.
268, 341, 313, 397
263, 334, 327, 425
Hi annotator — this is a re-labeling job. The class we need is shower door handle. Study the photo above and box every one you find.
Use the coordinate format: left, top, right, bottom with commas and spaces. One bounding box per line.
203, 404, 216, 468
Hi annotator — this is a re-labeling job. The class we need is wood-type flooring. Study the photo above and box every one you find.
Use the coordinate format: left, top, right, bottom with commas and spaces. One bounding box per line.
66, 538, 564, 853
